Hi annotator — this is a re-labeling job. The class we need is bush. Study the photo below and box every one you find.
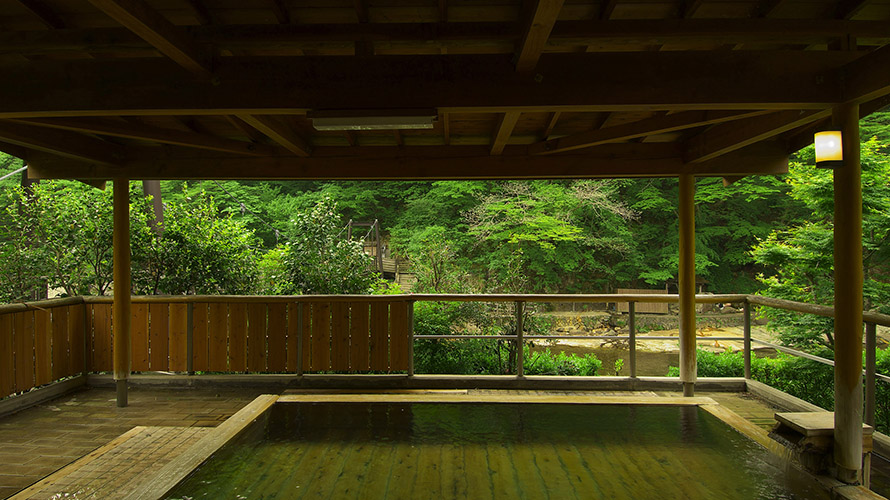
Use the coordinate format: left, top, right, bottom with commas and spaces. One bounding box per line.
412, 301, 601, 376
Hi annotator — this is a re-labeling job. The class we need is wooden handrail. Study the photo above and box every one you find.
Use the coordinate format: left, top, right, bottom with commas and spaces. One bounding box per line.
6, 293, 886, 327
0, 296, 84, 315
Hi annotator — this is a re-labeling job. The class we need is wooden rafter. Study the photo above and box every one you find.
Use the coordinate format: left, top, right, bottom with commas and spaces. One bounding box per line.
0, 52, 859, 119
515, 0, 565, 72
0, 120, 126, 165
529, 110, 766, 155
835, 0, 870, 20
683, 109, 829, 163
600, 0, 619, 20
184, 0, 214, 25
753, 0, 785, 17
25, 143, 788, 181
16, 0, 66, 29
12, 117, 281, 156
226, 116, 265, 143
839, 43, 890, 104
542, 112, 561, 140
236, 115, 311, 157
88, 0, 212, 78
681, 0, 706, 19
491, 112, 521, 155
269, 0, 290, 24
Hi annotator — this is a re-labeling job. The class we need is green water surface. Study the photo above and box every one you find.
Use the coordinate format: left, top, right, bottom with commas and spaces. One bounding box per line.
167, 403, 827, 499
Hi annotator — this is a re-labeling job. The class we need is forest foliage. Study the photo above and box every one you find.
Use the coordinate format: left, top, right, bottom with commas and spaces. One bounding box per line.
1, 112, 889, 353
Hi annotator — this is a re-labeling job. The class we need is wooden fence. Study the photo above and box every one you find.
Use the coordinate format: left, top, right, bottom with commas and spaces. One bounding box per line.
616, 288, 669, 314
1, 296, 414, 398
85, 297, 413, 374
0, 298, 85, 399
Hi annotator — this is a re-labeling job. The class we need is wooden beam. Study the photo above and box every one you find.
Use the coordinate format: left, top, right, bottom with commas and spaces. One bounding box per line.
13, 117, 281, 156
26, 143, 787, 181
354, 0, 369, 23
236, 115, 311, 157
0, 120, 126, 165
783, 93, 890, 153
835, 0, 870, 20
0, 53, 857, 119
442, 113, 451, 145
542, 111, 561, 140
184, 0, 214, 26
753, 0, 785, 18
0, 141, 31, 161
491, 112, 521, 155
269, 0, 290, 24
530, 110, 766, 155
16, 0, 66, 29
683, 109, 829, 163
226, 115, 266, 143
839, 44, 890, 104
600, 0, 619, 20
4, 20, 890, 57
393, 130, 403, 147
681, 0, 706, 18
515, 0, 565, 72
87, 0, 212, 77
439, 0, 448, 22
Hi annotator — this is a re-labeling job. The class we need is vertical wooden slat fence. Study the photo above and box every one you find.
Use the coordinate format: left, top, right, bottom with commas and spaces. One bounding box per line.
0, 296, 420, 397
91, 303, 112, 372
191, 303, 209, 372
0, 299, 87, 399
168, 304, 189, 371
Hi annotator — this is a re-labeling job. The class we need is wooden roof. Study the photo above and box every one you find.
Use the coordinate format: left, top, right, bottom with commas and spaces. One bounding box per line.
2, 0, 889, 180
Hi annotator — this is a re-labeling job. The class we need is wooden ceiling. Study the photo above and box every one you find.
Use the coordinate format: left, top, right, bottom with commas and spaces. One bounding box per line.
1, 0, 889, 180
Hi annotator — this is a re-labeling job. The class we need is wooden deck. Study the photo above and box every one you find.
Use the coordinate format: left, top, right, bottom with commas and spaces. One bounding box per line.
11, 426, 210, 500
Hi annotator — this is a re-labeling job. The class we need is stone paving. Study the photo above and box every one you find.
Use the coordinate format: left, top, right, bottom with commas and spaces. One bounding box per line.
0, 386, 791, 499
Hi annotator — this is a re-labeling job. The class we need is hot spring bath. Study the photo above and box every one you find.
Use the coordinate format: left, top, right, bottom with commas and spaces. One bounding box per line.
162, 395, 827, 499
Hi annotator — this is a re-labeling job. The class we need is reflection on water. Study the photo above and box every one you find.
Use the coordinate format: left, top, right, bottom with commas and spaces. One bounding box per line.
167, 403, 828, 500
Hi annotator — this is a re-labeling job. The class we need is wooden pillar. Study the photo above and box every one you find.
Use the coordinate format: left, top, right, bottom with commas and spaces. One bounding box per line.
678, 174, 697, 396
832, 103, 863, 483
113, 178, 131, 407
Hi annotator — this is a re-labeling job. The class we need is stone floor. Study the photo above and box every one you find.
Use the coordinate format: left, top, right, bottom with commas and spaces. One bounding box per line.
0, 386, 806, 499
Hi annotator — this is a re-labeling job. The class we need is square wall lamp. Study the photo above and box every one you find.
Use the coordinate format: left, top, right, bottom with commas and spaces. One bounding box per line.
814, 130, 843, 169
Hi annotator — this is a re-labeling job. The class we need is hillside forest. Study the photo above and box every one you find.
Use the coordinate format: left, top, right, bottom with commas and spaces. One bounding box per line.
1, 112, 889, 349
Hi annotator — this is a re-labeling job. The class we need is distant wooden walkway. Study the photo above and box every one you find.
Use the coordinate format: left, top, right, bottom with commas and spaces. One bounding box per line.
11, 426, 209, 500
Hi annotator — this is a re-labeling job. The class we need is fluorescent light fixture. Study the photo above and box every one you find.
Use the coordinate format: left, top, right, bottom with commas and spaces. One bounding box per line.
814, 130, 843, 169
309, 110, 437, 131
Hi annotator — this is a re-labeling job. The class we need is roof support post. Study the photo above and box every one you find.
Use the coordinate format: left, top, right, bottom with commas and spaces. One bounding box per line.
832, 102, 863, 484
113, 178, 131, 408
679, 173, 697, 396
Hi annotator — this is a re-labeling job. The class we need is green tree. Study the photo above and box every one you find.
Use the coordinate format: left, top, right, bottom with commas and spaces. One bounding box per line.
132, 190, 261, 295
751, 137, 890, 350
276, 198, 377, 294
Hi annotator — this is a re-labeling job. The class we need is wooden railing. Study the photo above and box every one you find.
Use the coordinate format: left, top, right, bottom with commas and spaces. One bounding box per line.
83, 296, 413, 374
2, 293, 889, 418
0, 297, 86, 399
